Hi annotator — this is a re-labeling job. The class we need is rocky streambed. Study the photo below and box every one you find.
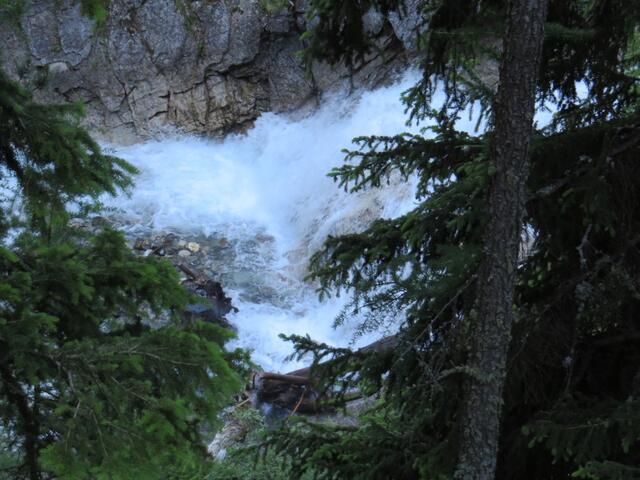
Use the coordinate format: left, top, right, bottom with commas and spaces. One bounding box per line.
71, 216, 244, 331
74, 210, 331, 371
73, 216, 372, 445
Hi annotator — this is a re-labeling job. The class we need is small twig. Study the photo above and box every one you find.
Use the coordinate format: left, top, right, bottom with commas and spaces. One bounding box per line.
288, 387, 307, 418
577, 224, 592, 269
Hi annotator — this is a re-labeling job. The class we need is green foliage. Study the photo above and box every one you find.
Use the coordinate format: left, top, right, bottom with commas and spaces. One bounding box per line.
79, 0, 110, 25
0, 428, 20, 479
0, 69, 135, 234
207, 407, 303, 480
0, 68, 248, 479
265, 406, 457, 480
259, 0, 291, 14
266, 1, 640, 479
0, 0, 108, 27
209, 446, 297, 480
0, 0, 25, 27
0, 226, 245, 479
522, 396, 640, 475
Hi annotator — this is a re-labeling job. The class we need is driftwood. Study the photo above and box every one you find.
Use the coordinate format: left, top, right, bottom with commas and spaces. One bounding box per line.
253, 334, 399, 413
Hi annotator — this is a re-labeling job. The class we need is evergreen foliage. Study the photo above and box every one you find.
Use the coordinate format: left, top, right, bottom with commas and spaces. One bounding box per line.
79, 0, 110, 25
0, 67, 248, 479
266, 1, 640, 478
206, 407, 308, 480
259, 0, 291, 15
0, 0, 108, 26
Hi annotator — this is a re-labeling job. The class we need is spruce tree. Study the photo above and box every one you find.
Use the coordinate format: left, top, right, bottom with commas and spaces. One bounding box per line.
454, 0, 549, 478
266, 1, 640, 479
0, 68, 247, 479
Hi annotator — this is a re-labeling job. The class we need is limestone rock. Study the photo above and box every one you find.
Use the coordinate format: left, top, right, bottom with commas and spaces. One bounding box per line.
0, 0, 411, 144
208, 410, 250, 460
362, 6, 385, 35
388, 0, 431, 52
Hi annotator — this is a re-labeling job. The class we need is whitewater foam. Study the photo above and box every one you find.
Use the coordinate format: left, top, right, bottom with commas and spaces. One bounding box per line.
105, 71, 476, 371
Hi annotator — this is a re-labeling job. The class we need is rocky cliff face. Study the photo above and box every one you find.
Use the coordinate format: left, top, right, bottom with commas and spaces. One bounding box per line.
1, 0, 422, 144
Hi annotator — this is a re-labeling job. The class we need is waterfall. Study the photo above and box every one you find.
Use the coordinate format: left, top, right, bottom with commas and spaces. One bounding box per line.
105, 70, 486, 372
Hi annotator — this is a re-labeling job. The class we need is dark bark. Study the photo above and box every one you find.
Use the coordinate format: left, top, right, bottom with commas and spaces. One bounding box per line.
254, 372, 320, 413
0, 363, 41, 480
254, 334, 399, 412
454, 1, 549, 479
258, 372, 311, 386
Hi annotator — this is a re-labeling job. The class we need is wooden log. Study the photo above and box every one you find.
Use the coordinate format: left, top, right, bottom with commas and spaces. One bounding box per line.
258, 372, 310, 385
253, 372, 319, 413
253, 333, 399, 413
284, 333, 400, 378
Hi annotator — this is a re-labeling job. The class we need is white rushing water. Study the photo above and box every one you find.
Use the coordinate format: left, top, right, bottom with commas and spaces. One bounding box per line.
105, 71, 485, 372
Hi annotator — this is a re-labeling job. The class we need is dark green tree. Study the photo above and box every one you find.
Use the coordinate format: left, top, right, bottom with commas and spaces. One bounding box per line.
267, 1, 640, 479
454, 0, 549, 478
0, 68, 247, 479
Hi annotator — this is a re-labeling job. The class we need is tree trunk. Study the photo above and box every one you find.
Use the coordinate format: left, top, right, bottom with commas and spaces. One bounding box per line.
0, 364, 41, 480
454, 0, 549, 479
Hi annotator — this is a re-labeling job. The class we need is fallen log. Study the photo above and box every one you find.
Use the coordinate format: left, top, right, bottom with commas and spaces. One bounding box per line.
283, 334, 400, 378
253, 371, 319, 413
258, 372, 310, 386
253, 333, 399, 413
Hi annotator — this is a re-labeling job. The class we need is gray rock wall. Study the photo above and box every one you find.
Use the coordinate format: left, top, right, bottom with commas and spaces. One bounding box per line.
1, 0, 423, 144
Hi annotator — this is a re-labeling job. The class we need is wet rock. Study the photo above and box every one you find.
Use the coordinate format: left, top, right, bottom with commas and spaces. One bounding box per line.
362, 6, 385, 35
183, 302, 236, 332
90, 216, 109, 227
87, 224, 241, 333
255, 233, 275, 244
134, 238, 150, 250
68, 218, 89, 229
388, 0, 431, 52
208, 413, 249, 460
